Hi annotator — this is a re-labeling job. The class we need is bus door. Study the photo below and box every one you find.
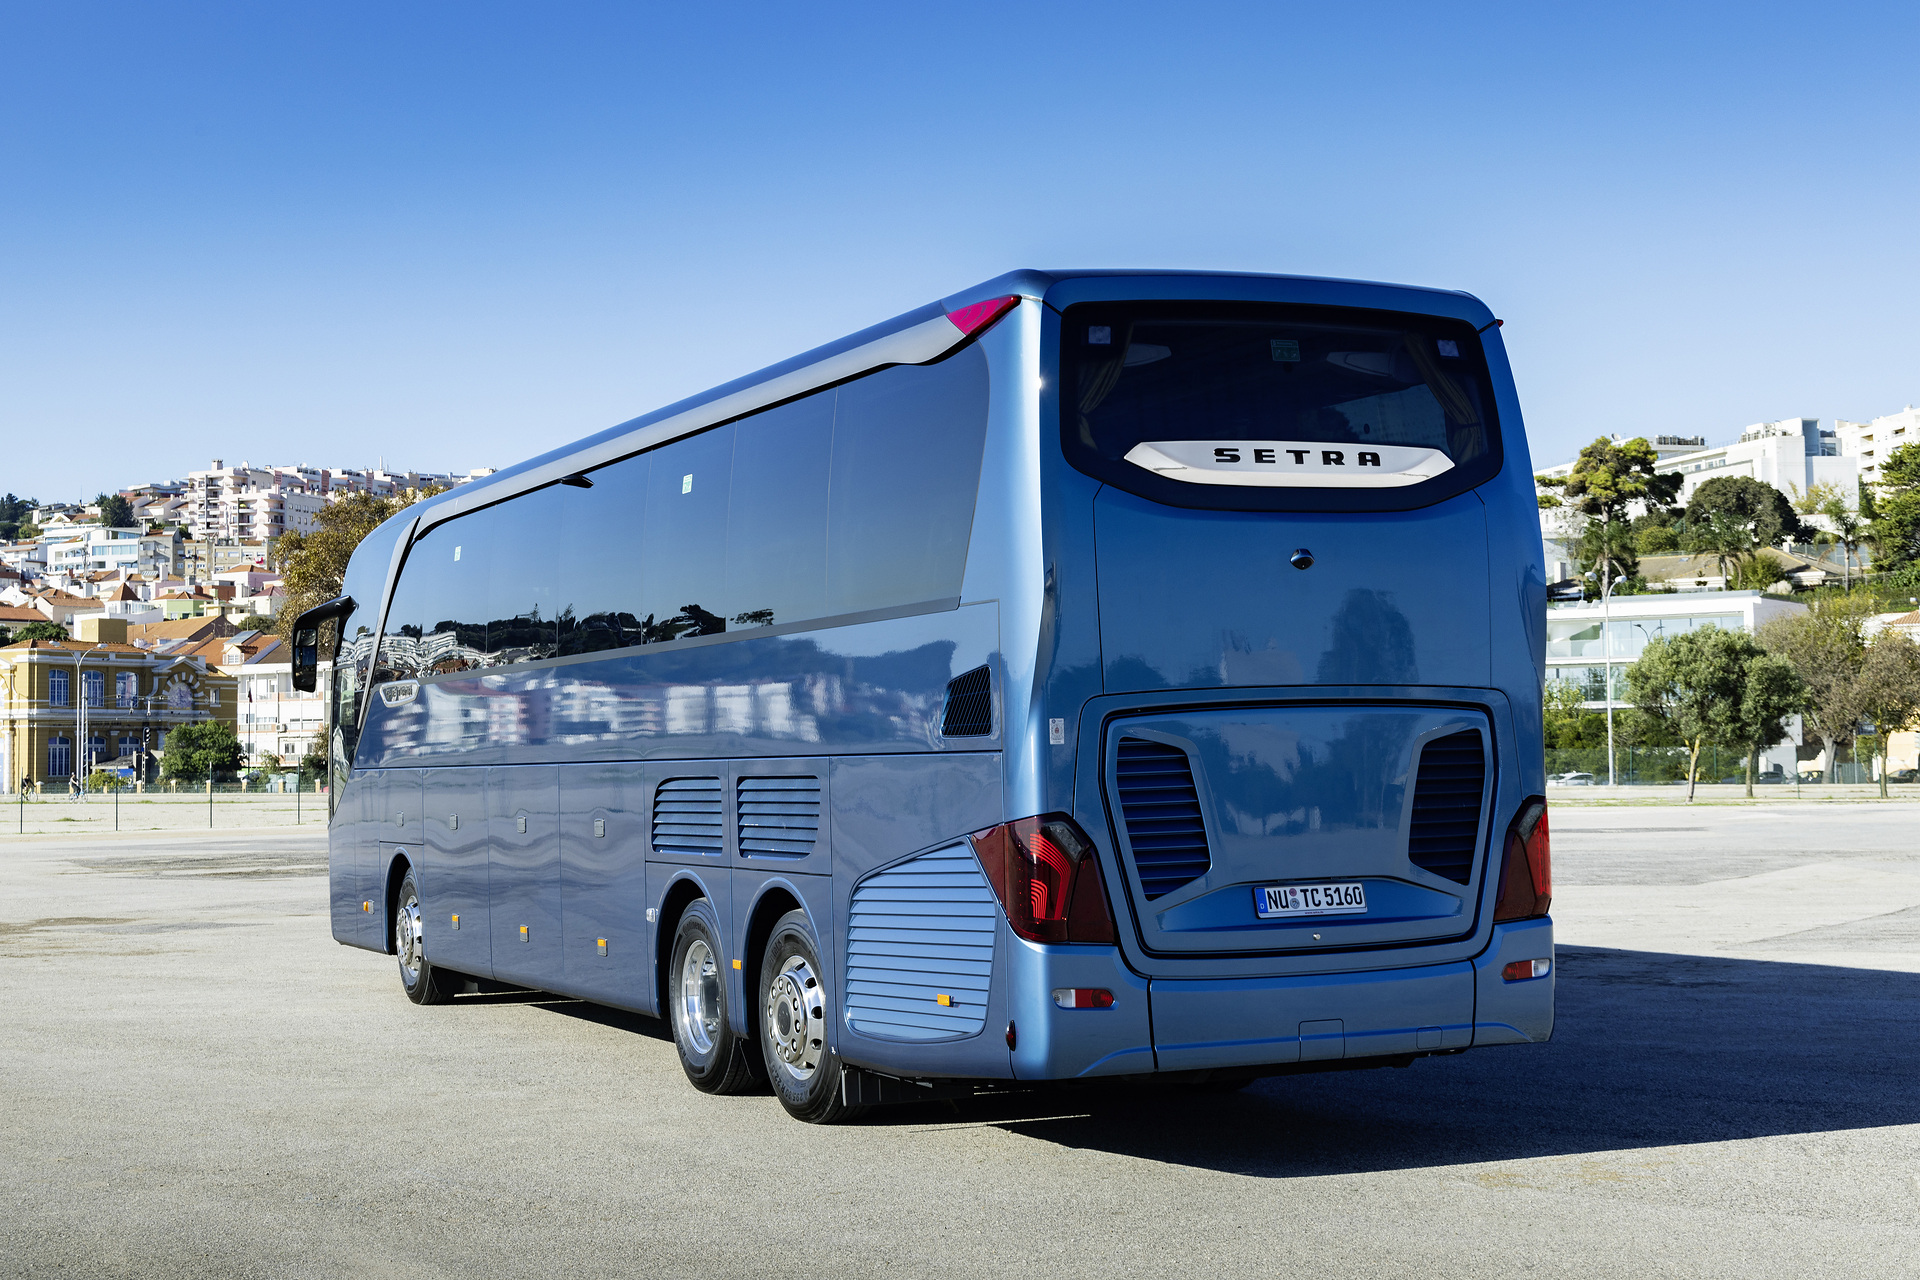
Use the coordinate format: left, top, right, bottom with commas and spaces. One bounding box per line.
488, 764, 562, 987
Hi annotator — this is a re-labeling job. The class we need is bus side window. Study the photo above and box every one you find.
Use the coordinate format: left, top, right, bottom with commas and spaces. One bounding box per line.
641, 424, 736, 641
727, 392, 831, 629
484, 486, 560, 663
558, 452, 649, 655
826, 345, 990, 616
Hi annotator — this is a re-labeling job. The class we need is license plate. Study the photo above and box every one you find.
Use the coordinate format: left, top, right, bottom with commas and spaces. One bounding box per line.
1254, 882, 1367, 919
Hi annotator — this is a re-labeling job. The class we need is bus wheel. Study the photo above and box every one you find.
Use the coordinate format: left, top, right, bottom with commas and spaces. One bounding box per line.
759, 910, 865, 1124
668, 901, 760, 1095
395, 868, 455, 1006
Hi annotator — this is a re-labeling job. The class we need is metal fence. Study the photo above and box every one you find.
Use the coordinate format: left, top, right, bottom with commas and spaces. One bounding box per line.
8, 777, 326, 835
1546, 747, 1880, 786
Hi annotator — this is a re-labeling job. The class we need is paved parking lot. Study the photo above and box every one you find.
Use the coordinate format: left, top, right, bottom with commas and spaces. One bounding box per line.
3, 804, 1917, 1279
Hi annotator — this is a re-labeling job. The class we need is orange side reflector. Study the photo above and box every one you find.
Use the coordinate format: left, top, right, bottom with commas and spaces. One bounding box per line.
936, 993, 952, 1007
361, 901, 371, 912
732, 958, 742, 970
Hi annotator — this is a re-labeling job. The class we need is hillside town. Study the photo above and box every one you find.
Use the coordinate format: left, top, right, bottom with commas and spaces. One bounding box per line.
0, 460, 490, 791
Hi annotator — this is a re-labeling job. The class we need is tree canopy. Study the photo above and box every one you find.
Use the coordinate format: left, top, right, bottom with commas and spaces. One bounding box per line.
1867, 441, 1920, 571
95, 492, 135, 529
1626, 625, 1797, 800
1856, 631, 1920, 798
1685, 475, 1803, 551
2, 620, 69, 645
1756, 596, 1874, 782
161, 721, 245, 781
275, 488, 440, 637
1537, 437, 1682, 590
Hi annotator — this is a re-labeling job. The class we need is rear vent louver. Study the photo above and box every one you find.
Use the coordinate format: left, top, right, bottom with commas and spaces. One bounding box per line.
1115, 738, 1211, 899
941, 665, 992, 737
845, 847, 994, 1041
736, 775, 820, 859
1407, 730, 1486, 884
652, 777, 722, 857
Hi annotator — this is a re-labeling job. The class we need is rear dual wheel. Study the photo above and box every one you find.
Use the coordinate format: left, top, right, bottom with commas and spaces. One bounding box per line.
759, 910, 865, 1124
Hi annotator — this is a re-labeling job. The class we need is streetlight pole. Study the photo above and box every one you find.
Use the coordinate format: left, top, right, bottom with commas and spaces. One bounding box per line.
1603, 570, 1621, 788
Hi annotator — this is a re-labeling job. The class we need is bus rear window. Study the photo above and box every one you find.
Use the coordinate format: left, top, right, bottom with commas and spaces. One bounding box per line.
1059, 302, 1502, 511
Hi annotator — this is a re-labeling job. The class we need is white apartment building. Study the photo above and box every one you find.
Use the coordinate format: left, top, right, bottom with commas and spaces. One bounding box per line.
1546, 589, 1810, 774
223, 636, 329, 762
1834, 406, 1919, 486
41, 528, 180, 579
182, 460, 494, 544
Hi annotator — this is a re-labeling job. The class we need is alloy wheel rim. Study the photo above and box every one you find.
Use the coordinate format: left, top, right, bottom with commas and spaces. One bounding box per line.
678, 938, 720, 1057
765, 953, 825, 1083
396, 892, 424, 985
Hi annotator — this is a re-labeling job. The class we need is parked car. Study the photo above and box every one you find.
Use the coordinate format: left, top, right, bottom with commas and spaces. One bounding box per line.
1887, 768, 1917, 784
1549, 772, 1596, 786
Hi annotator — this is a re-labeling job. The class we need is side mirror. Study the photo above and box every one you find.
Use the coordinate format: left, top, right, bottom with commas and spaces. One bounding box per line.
1547, 578, 1586, 603
290, 595, 353, 693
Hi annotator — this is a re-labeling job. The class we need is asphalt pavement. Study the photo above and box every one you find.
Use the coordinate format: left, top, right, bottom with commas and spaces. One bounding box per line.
2, 804, 1916, 1279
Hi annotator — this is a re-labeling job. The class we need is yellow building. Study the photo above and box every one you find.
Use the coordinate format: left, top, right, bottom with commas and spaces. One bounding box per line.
0, 617, 236, 792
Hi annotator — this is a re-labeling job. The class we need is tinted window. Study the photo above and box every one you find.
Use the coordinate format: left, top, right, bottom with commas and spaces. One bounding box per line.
484, 486, 559, 662
827, 345, 989, 615
384, 518, 490, 678
728, 393, 831, 629
558, 453, 648, 655
1059, 302, 1502, 513
641, 424, 735, 640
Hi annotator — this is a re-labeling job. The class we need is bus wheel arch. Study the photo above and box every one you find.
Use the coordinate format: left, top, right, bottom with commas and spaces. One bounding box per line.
653, 875, 710, 1017
383, 850, 413, 956
741, 885, 805, 1043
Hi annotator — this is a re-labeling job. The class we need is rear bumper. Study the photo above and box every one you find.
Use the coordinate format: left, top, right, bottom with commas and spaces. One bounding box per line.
1004, 919, 1554, 1079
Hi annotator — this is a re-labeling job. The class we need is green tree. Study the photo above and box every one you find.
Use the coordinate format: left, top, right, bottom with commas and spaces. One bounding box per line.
1756, 597, 1874, 783
276, 488, 442, 638
298, 744, 328, 785
1625, 625, 1764, 801
161, 721, 245, 782
95, 492, 135, 528
7, 620, 69, 644
1867, 442, 1920, 571
1543, 680, 1607, 749
0, 493, 35, 541
1682, 475, 1803, 584
1728, 650, 1806, 796
1537, 437, 1683, 593
1630, 508, 1681, 555
1856, 631, 1920, 798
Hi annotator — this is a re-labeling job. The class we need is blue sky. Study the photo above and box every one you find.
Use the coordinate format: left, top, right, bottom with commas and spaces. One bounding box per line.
4, 2, 1917, 500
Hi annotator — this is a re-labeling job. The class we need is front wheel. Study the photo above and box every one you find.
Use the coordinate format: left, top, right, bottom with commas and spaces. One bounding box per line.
759, 910, 865, 1124
395, 868, 456, 1005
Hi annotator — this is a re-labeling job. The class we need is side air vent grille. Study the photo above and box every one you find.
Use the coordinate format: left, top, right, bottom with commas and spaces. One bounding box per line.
1407, 730, 1486, 884
845, 847, 994, 1042
1114, 738, 1211, 899
737, 775, 821, 859
652, 777, 722, 858
941, 665, 992, 737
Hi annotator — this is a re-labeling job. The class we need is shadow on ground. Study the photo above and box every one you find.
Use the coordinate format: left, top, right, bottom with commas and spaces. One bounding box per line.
511, 945, 1919, 1176
913, 947, 1920, 1175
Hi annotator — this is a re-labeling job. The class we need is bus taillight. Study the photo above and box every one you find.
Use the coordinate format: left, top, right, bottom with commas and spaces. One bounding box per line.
969, 815, 1117, 945
1493, 797, 1551, 922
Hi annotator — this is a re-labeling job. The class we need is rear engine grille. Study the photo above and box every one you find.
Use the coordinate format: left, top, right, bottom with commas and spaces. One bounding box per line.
941, 665, 992, 737
736, 775, 820, 859
652, 777, 722, 857
1114, 738, 1211, 899
1407, 730, 1485, 884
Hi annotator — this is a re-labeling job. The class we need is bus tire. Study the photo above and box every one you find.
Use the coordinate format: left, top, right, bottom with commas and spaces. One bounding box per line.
395, 868, 456, 1006
758, 910, 866, 1124
668, 900, 760, 1095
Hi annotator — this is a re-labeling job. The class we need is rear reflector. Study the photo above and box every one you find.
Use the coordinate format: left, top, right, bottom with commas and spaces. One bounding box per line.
945, 295, 1019, 337
1051, 988, 1115, 1009
1502, 958, 1551, 982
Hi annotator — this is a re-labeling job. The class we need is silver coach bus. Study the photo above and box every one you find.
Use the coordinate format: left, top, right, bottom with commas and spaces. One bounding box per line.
296, 269, 1554, 1124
